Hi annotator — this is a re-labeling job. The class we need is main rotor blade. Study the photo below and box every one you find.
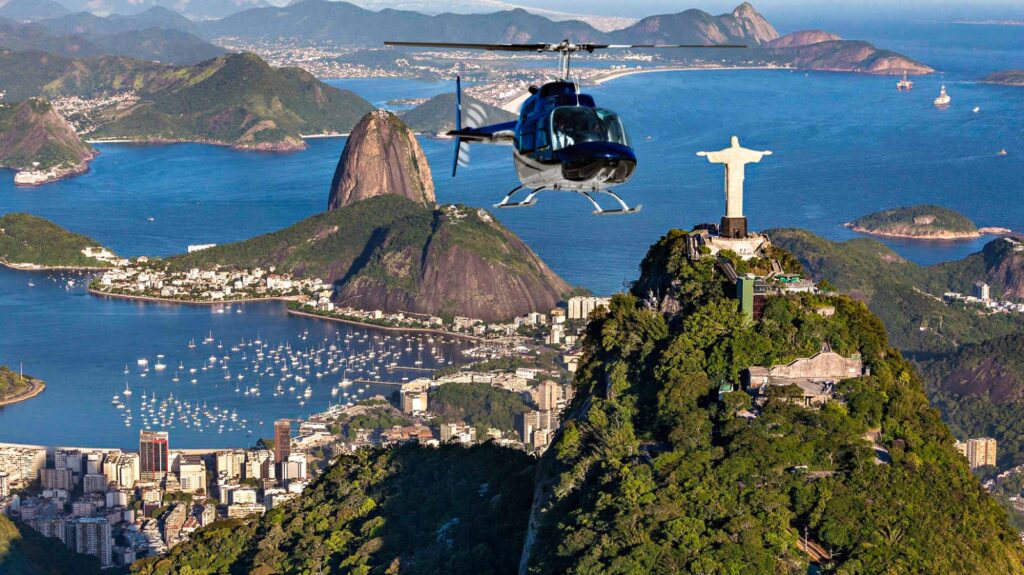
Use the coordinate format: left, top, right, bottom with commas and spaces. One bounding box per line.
384, 41, 552, 52
598, 44, 747, 49
384, 41, 747, 52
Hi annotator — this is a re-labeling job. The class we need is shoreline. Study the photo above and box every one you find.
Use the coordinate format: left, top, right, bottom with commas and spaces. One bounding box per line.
845, 223, 1013, 241
286, 308, 486, 342
0, 440, 235, 455
86, 137, 308, 152
0, 377, 45, 408
87, 287, 303, 306
300, 132, 350, 139
1, 260, 111, 272
593, 64, 786, 86
88, 290, 489, 341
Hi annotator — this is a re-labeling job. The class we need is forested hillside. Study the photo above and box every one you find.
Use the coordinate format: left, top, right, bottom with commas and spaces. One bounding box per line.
523, 229, 1024, 573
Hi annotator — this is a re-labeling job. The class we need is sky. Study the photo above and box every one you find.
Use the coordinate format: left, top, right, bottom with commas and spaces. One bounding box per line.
508, 0, 1024, 23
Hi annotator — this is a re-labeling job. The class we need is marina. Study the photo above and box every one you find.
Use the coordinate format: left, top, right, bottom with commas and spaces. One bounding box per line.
0, 266, 472, 448
110, 325, 467, 437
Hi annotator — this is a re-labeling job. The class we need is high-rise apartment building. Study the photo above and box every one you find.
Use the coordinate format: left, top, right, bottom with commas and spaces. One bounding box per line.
956, 437, 998, 468
71, 516, 113, 568
567, 296, 611, 320
139, 431, 169, 481
535, 380, 562, 412
274, 420, 291, 465
177, 455, 206, 493
40, 467, 74, 491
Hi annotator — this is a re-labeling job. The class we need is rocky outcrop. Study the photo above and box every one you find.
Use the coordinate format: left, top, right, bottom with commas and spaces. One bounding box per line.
965, 237, 1024, 300
982, 70, 1024, 86
610, 2, 778, 46
720, 2, 779, 45
333, 204, 571, 322
766, 29, 841, 49
0, 97, 96, 183
770, 40, 934, 75
327, 110, 435, 211
177, 111, 569, 321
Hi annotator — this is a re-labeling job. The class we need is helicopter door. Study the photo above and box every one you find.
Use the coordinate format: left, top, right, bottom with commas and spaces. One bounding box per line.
517, 126, 536, 154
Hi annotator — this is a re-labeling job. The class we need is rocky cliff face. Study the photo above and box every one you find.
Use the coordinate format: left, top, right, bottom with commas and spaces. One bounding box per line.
0, 97, 95, 180
611, 2, 778, 46
332, 204, 571, 322
766, 29, 841, 48
720, 2, 778, 44
771, 40, 934, 75
328, 110, 435, 211
966, 237, 1024, 300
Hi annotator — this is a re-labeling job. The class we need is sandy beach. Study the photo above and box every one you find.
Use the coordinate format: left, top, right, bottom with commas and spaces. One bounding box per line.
87, 287, 304, 306
286, 308, 486, 342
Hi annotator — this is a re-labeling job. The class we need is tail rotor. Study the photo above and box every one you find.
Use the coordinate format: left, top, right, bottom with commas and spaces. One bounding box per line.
452, 76, 485, 176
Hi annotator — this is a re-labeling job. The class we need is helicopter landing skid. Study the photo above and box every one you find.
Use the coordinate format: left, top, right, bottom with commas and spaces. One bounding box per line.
493, 185, 641, 215
493, 185, 544, 209
578, 190, 642, 216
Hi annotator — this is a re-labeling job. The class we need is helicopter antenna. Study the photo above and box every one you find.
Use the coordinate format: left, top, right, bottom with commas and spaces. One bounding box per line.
385, 39, 746, 82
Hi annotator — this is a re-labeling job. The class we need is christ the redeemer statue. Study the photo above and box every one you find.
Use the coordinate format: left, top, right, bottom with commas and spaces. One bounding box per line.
697, 136, 772, 238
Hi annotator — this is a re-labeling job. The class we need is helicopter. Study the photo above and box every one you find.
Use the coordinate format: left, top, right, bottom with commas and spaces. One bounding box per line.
384, 39, 744, 214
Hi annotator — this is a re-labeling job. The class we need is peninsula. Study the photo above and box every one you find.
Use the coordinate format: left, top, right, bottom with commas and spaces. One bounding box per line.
0, 365, 45, 407
845, 205, 1010, 240
0, 98, 96, 185
0, 50, 375, 151
0, 213, 121, 270
982, 70, 1024, 87
89, 111, 570, 324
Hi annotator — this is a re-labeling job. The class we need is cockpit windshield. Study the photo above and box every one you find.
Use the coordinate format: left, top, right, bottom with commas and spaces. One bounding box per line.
550, 107, 630, 150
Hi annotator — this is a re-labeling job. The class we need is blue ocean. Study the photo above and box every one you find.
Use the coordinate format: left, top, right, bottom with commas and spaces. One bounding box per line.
1, 21, 1022, 447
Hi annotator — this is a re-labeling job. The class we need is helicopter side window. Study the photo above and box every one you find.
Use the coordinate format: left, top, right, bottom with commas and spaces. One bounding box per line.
551, 107, 629, 150
551, 107, 597, 150
595, 109, 630, 147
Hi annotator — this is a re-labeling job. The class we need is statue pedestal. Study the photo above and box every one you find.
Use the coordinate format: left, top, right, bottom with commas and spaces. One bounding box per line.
720, 217, 748, 239
705, 232, 770, 260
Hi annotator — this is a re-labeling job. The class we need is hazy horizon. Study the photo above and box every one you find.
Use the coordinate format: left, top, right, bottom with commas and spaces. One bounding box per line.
507, 0, 1024, 20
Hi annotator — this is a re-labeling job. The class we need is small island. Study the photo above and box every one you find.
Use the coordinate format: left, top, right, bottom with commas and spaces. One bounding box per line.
845, 205, 1010, 240
982, 70, 1024, 87
0, 213, 121, 270
0, 365, 45, 407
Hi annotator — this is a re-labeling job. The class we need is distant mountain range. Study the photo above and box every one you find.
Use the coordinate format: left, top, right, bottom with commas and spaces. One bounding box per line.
0, 8, 222, 64
202, 1, 775, 46
31, 0, 281, 20
0, 50, 375, 149
0, 0, 69, 21
0, 2, 933, 76
334, 0, 637, 32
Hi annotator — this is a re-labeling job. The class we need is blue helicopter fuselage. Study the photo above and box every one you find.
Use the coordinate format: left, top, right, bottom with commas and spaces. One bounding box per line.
511, 81, 636, 191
